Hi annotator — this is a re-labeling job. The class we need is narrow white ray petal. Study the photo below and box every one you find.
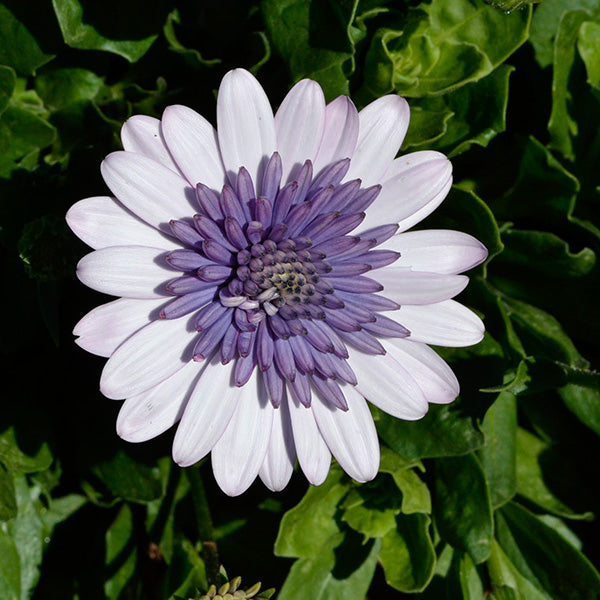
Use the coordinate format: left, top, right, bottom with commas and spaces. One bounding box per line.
382, 150, 447, 179
397, 177, 453, 233
101, 151, 196, 233
388, 300, 485, 347
259, 390, 296, 491
356, 158, 452, 233
117, 360, 206, 442
66, 196, 180, 250
287, 386, 332, 485
275, 79, 326, 182
212, 370, 274, 496
313, 95, 359, 175
76, 246, 174, 298
172, 358, 240, 467
100, 315, 197, 399
217, 68, 276, 187
121, 115, 181, 173
384, 338, 459, 404
371, 268, 468, 305
346, 348, 428, 420
162, 105, 226, 190
312, 384, 379, 482
380, 229, 488, 274
345, 95, 410, 186
74, 298, 165, 357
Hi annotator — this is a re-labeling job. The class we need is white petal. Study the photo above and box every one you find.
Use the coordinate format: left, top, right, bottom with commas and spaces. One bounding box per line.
380, 229, 488, 274
66, 196, 180, 250
346, 348, 428, 420
398, 177, 452, 233
101, 151, 196, 233
371, 268, 468, 304
76, 246, 173, 298
162, 105, 226, 190
382, 150, 446, 179
287, 386, 332, 485
388, 300, 485, 347
384, 338, 459, 404
74, 298, 164, 357
275, 79, 326, 182
345, 95, 410, 186
172, 358, 240, 466
313, 95, 359, 175
212, 370, 274, 496
117, 360, 205, 442
100, 315, 197, 399
357, 156, 452, 233
312, 384, 379, 482
259, 390, 296, 492
121, 115, 181, 173
217, 68, 276, 188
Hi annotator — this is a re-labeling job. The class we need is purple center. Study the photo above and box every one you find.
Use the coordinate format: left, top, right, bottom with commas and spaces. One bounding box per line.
159, 152, 409, 409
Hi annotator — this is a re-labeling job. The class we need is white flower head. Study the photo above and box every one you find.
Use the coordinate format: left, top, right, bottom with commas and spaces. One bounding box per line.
67, 69, 487, 496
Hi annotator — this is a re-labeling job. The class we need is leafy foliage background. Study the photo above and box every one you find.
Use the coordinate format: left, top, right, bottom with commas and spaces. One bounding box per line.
1, 0, 600, 598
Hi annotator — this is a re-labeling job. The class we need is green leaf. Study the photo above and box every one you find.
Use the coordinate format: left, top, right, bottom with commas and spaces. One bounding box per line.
434, 453, 493, 564
278, 533, 380, 600
488, 539, 552, 600
105, 504, 137, 600
341, 488, 398, 539
89, 450, 163, 504
0, 65, 16, 116
362, 0, 530, 98
0, 530, 20, 600
34, 68, 104, 111
163, 9, 221, 68
0, 426, 52, 474
0, 87, 56, 178
379, 514, 436, 593
443, 64, 514, 156
374, 404, 485, 460
479, 392, 517, 508
51, 0, 158, 62
274, 469, 349, 559
484, 0, 538, 10
497, 229, 596, 279
559, 383, 600, 436
262, 0, 360, 99
402, 98, 454, 149
378, 447, 431, 514
578, 20, 600, 88
5, 476, 84, 599
529, 0, 599, 68
547, 10, 598, 160
0, 4, 54, 75
499, 297, 585, 367
515, 428, 593, 520
456, 552, 485, 600
499, 503, 600, 598
0, 463, 17, 522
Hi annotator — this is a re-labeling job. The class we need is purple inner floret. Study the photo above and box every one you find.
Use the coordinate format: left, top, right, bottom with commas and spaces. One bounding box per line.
161, 152, 409, 409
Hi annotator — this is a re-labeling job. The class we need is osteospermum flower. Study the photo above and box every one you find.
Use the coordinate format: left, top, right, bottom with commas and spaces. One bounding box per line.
67, 69, 487, 496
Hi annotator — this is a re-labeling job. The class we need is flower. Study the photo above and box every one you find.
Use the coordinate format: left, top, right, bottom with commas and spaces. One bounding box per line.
67, 68, 487, 496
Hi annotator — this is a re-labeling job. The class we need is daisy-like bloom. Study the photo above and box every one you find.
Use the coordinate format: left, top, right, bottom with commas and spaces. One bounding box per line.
67, 69, 487, 496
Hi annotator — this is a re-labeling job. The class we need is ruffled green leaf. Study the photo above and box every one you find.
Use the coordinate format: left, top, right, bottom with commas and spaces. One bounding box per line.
577, 20, 600, 88
362, 0, 530, 98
